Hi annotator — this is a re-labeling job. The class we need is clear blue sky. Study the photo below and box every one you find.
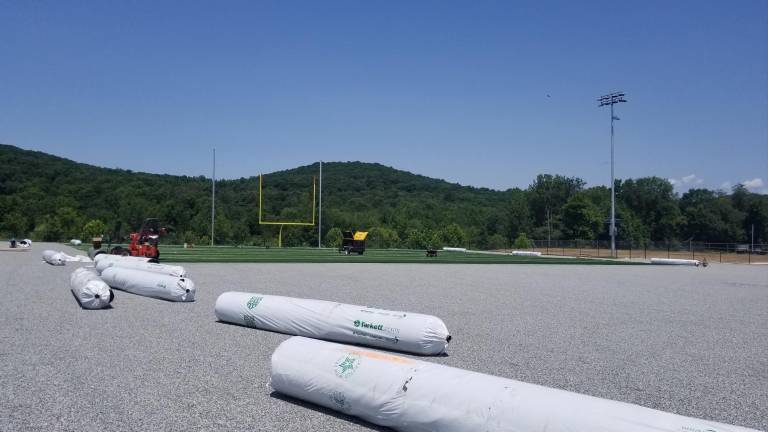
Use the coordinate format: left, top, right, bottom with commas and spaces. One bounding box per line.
2, 0, 766, 193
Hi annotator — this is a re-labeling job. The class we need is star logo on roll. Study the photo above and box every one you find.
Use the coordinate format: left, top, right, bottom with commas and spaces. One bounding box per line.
334, 354, 360, 379
246, 296, 263, 309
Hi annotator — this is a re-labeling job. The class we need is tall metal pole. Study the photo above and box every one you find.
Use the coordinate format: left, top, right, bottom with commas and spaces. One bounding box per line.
318, 161, 323, 248
211, 148, 216, 246
610, 103, 615, 257
598, 92, 626, 258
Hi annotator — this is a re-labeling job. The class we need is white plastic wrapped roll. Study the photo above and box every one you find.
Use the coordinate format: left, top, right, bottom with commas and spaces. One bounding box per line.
70, 268, 113, 309
101, 267, 195, 302
19, 239, 32, 248
93, 253, 154, 265
441, 247, 466, 252
650, 258, 701, 266
42, 250, 65, 265
271, 337, 760, 432
94, 258, 186, 277
512, 250, 542, 256
215, 292, 450, 355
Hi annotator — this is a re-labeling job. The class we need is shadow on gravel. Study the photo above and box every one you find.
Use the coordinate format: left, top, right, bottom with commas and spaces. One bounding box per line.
269, 391, 393, 431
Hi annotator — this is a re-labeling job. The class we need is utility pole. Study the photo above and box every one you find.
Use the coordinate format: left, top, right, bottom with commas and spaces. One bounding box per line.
751, 224, 755, 252
318, 161, 323, 248
211, 148, 216, 247
598, 92, 627, 258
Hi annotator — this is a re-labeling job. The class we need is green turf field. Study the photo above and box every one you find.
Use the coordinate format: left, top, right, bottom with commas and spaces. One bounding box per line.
78, 245, 642, 264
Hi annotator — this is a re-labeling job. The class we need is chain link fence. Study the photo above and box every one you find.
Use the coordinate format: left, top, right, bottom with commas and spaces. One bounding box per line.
510, 240, 768, 264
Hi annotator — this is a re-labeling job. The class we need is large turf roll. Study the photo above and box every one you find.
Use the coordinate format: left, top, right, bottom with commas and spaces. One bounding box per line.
70, 268, 113, 309
215, 292, 450, 355
94, 258, 186, 277
512, 250, 542, 256
650, 258, 701, 266
271, 337, 760, 432
101, 267, 195, 302
93, 254, 154, 265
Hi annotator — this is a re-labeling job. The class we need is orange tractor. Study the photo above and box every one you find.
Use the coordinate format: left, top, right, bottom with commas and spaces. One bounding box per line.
91, 218, 165, 262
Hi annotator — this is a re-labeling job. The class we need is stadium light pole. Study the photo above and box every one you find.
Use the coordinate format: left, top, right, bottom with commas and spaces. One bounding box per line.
318, 161, 323, 248
598, 91, 627, 258
211, 148, 216, 247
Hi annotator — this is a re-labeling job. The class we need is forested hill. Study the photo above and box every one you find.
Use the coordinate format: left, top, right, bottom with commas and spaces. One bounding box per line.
0, 144, 765, 248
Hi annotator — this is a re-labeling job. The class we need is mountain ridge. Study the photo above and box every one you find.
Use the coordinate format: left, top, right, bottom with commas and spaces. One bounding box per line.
0, 143, 765, 247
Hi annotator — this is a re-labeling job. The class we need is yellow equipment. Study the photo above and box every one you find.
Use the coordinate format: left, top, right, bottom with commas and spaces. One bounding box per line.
340, 231, 368, 255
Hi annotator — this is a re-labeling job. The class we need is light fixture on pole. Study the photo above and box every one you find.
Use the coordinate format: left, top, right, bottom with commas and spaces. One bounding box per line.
318, 161, 323, 248
598, 91, 627, 258
211, 148, 216, 247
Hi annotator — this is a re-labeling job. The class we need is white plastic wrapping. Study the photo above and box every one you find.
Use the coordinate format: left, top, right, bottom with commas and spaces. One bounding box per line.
70, 268, 113, 309
70, 239, 82, 246
215, 292, 450, 355
512, 250, 542, 256
42, 250, 65, 265
94, 258, 186, 277
101, 267, 195, 302
93, 253, 154, 265
271, 337, 760, 432
19, 239, 32, 248
441, 247, 467, 252
650, 258, 701, 266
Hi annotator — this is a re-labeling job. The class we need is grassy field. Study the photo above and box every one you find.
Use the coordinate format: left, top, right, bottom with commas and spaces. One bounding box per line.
77, 244, 644, 264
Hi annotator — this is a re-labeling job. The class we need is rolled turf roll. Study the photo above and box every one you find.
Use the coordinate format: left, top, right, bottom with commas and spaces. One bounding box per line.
650, 258, 701, 266
42, 250, 66, 266
93, 254, 154, 265
271, 337, 760, 432
101, 267, 195, 302
70, 267, 113, 309
94, 258, 186, 277
512, 250, 542, 256
215, 292, 450, 355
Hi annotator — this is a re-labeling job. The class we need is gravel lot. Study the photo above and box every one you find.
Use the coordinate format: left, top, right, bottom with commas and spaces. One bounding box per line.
1, 243, 766, 431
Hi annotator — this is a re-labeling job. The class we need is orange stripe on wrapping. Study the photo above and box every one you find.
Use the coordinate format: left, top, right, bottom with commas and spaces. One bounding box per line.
345, 349, 416, 365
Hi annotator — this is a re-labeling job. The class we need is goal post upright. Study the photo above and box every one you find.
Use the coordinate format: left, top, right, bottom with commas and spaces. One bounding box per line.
258, 173, 317, 247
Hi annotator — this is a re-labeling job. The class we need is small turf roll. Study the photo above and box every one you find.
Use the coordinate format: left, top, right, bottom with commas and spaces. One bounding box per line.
70, 267, 113, 309
42, 250, 66, 266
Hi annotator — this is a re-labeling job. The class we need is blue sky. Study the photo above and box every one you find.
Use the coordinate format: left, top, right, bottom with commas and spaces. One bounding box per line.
2, 0, 766, 193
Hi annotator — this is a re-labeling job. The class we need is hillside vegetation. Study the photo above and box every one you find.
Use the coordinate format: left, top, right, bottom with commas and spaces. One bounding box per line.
0, 144, 765, 248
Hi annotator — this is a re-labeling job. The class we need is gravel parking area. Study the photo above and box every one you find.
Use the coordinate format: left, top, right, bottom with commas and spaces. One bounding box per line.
1, 243, 766, 431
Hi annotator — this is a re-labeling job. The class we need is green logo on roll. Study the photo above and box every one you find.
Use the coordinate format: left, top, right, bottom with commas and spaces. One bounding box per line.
247, 296, 263, 309
334, 354, 360, 379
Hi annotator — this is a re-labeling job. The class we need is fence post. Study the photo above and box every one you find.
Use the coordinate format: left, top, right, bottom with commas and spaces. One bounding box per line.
749, 249, 751, 264
597, 242, 600, 257
629, 244, 632, 260
667, 243, 670, 258
719, 250, 722, 263
644, 244, 647, 259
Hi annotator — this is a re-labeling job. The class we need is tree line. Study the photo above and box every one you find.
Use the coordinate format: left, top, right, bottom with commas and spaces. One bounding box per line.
1, 144, 766, 249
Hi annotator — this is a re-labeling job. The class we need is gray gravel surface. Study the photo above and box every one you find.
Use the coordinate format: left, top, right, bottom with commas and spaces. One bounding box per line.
1, 243, 766, 431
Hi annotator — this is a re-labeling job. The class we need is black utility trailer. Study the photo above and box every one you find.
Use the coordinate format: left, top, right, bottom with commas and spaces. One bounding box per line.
339, 231, 368, 255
